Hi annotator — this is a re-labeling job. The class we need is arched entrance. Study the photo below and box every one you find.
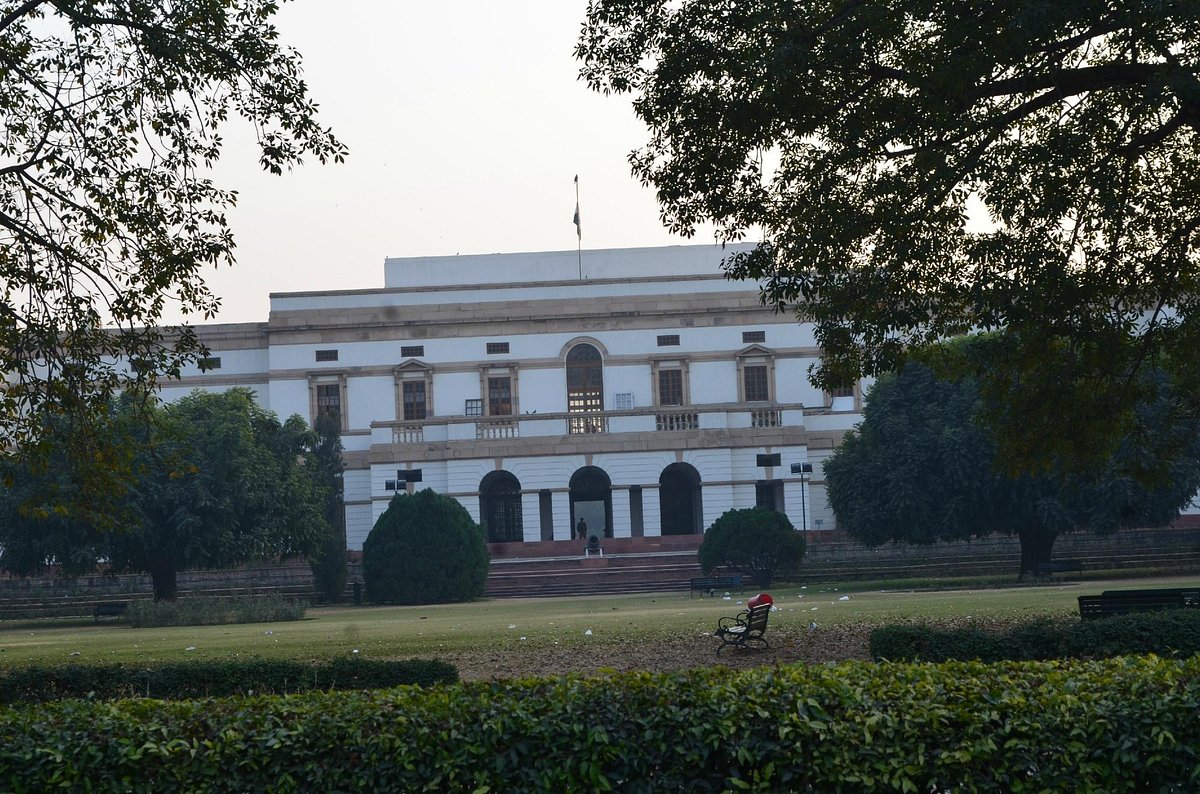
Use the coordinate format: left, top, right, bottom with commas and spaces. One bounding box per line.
569, 465, 612, 539
480, 471, 523, 543
659, 462, 703, 535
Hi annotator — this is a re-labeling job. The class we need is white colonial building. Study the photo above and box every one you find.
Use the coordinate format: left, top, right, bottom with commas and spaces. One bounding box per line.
160, 244, 867, 550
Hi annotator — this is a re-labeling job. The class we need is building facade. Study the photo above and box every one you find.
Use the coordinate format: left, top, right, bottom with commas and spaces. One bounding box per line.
161, 245, 868, 550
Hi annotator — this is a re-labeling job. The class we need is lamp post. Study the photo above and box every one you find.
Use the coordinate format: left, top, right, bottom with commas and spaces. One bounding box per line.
790, 462, 813, 537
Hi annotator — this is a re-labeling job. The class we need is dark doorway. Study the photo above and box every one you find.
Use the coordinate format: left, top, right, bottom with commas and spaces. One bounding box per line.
660, 463, 703, 535
480, 471, 523, 543
755, 479, 784, 513
570, 465, 613, 538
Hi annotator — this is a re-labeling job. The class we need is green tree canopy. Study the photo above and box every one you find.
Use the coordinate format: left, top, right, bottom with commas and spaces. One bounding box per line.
578, 0, 1200, 473
825, 356, 1200, 575
0, 1, 344, 496
362, 489, 490, 606
0, 389, 329, 600
308, 410, 347, 603
698, 507, 805, 587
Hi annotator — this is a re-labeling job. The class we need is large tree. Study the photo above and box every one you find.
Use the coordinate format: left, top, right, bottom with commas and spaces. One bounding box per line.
0, 389, 329, 600
307, 410, 347, 603
0, 1, 344, 491
578, 1, 1200, 474
825, 356, 1200, 575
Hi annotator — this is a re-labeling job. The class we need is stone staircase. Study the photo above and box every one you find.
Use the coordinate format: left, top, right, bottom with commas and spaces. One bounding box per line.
485, 553, 703, 598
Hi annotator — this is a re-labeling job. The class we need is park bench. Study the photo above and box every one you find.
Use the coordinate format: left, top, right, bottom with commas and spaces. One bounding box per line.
714, 602, 772, 653
93, 601, 128, 622
689, 575, 744, 597
1078, 587, 1200, 620
1034, 559, 1083, 577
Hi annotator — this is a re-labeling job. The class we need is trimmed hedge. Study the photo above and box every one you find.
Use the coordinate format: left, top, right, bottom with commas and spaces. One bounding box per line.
125, 595, 307, 627
0, 658, 457, 704
1, 656, 1198, 791
871, 609, 1200, 662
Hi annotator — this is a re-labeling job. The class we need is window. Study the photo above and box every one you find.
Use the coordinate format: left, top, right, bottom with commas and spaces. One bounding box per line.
486, 341, 510, 355
829, 383, 855, 399
487, 376, 513, 416
742, 330, 765, 344
401, 345, 425, 358
316, 383, 341, 417
315, 349, 338, 362
744, 365, 769, 402
612, 392, 634, 410
464, 398, 483, 417
656, 334, 680, 347
658, 369, 683, 406
566, 343, 605, 433
198, 356, 221, 371
402, 381, 427, 421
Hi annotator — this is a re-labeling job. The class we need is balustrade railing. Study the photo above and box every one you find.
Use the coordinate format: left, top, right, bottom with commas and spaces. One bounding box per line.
751, 409, 781, 428
655, 411, 699, 431
476, 419, 519, 439
568, 414, 608, 435
393, 423, 424, 444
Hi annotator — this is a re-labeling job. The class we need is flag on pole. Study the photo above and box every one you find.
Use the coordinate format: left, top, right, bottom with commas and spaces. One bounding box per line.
573, 174, 581, 240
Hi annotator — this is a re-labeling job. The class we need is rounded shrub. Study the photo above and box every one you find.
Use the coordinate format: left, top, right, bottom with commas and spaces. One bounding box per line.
698, 507, 805, 587
362, 489, 490, 604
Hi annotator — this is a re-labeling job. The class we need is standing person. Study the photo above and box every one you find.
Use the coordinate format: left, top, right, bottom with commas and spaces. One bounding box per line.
576, 517, 588, 540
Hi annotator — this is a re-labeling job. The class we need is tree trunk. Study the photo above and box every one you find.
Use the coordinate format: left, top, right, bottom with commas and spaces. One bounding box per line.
149, 556, 178, 601
1017, 528, 1057, 578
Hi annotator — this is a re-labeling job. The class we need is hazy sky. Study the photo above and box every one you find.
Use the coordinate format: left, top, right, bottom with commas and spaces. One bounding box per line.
194, 0, 715, 325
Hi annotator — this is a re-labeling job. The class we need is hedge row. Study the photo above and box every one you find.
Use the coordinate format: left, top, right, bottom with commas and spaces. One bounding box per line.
125, 595, 307, 627
871, 609, 1200, 662
0, 657, 457, 704
2, 656, 1198, 791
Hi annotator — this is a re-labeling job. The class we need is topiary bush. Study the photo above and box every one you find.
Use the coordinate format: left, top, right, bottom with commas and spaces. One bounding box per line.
362, 489, 490, 604
698, 507, 805, 586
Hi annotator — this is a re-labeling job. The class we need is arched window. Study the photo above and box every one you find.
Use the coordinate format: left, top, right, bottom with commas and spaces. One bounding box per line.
659, 462, 703, 535
566, 343, 604, 433
480, 471, 523, 543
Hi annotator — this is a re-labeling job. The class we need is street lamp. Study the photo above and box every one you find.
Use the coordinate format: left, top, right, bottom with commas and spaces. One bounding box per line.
790, 462, 813, 536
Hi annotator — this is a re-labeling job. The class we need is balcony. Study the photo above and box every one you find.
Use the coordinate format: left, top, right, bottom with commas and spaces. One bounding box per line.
374, 403, 805, 448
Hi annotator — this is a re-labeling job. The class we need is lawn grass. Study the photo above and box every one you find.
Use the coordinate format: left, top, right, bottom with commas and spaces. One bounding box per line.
0, 574, 1195, 668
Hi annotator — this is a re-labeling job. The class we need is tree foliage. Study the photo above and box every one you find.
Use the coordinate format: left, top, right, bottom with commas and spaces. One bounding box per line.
698, 507, 805, 587
0, 389, 329, 600
362, 489, 490, 606
308, 410, 347, 603
825, 356, 1200, 575
578, 0, 1200, 473
0, 1, 344, 493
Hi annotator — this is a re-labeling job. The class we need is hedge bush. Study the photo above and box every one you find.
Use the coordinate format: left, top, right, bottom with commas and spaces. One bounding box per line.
125, 595, 307, 628
871, 609, 1200, 662
1, 656, 1197, 791
362, 488, 489, 604
698, 506, 805, 587
0, 658, 457, 704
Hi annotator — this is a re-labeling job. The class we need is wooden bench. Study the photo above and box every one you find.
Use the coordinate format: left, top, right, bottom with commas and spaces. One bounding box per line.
93, 602, 128, 622
1034, 559, 1083, 577
689, 575, 744, 597
714, 602, 772, 652
1078, 588, 1200, 620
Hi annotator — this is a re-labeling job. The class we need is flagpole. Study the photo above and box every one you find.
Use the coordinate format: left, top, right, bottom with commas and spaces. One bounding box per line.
574, 175, 582, 279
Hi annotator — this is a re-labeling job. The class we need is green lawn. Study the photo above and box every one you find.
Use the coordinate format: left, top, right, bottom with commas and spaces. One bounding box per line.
0, 574, 1195, 667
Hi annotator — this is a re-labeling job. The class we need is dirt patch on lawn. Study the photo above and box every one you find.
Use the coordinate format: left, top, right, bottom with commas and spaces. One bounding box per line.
445, 623, 875, 682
